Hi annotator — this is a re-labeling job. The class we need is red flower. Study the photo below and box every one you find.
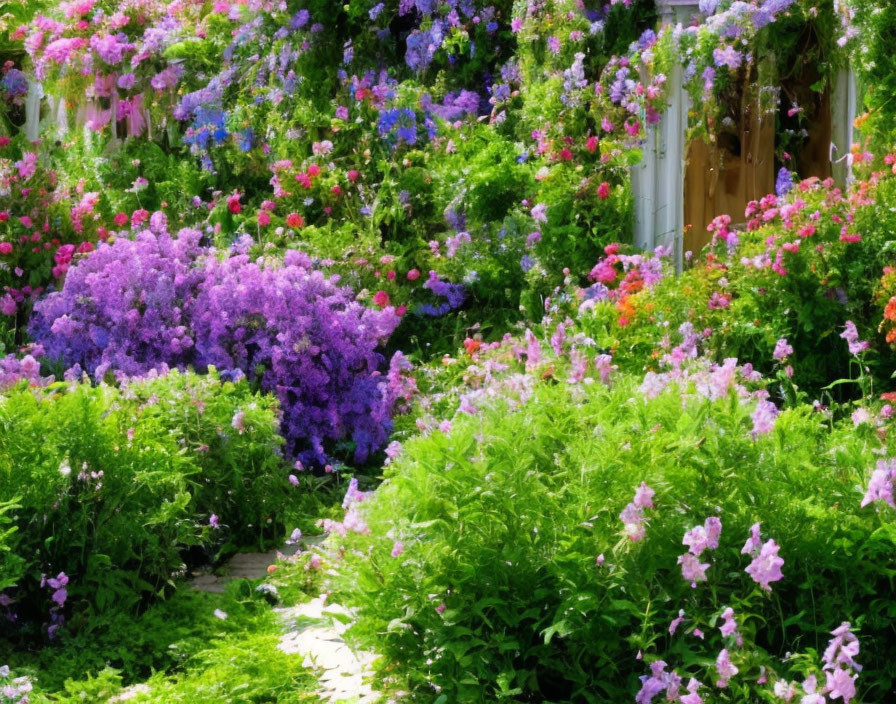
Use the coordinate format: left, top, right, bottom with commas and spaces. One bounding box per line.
597, 181, 611, 199
286, 212, 304, 228
586, 136, 599, 153
227, 194, 242, 214
113, 212, 128, 227
373, 290, 390, 308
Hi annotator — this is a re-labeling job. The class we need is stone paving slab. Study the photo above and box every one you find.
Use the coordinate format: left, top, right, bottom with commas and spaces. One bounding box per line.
278, 596, 385, 704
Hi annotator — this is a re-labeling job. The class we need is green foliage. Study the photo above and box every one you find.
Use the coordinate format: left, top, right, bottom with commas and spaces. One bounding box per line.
0, 370, 289, 632
333, 377, 893, 702
2, 569, 321, 703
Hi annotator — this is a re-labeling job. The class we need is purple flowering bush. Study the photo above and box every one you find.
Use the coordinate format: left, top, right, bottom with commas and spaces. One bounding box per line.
191, 250, 401, 463
0, 369, 284, 636
30, 228, 405, 464
331, 370, 896, 701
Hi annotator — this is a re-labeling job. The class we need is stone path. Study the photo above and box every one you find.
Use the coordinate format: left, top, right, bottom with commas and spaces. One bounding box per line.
191, 539, 386, 704
278, 596, 383, 704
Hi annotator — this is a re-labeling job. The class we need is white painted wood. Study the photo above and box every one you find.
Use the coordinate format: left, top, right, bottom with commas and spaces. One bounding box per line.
831, 67, 858, 188
631, 0, 697, 269
24, 79, 43, 142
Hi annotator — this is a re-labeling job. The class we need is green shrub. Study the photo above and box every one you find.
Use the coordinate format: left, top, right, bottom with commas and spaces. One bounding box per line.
0, 370, 288, 633
333, 377, 894, 702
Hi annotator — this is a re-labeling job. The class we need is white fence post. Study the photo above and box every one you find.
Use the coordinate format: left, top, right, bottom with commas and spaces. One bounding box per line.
831, 67, 858, 188
632, 0, 698, 270
25, 78, 44, 142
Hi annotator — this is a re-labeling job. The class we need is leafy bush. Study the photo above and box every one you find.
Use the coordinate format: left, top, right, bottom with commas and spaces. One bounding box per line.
332, 375, 895, 702
30, 228, 405, 464
0, 369, 286, 633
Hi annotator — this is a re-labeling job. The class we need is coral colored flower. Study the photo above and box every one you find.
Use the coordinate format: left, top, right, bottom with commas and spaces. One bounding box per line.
286, 212, 304, 228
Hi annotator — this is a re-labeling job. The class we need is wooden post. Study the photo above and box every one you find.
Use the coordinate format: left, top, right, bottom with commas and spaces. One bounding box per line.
831, 67, 858, 188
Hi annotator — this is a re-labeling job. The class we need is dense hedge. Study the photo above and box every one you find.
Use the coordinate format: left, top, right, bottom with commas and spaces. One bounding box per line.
0, 370, 287, 635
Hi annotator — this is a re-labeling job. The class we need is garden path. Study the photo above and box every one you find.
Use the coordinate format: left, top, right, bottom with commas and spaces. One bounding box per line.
189, 540, 386, 704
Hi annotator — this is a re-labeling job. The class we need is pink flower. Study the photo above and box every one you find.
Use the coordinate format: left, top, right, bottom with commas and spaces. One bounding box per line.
840, 320, 869, 355
597, 181, 611, 199
373, 290, 390, 308
715, 649, 738, 688
750, 400, 778, 436
773, 338, 793, 361
745, 539, 784, 591
719, 607, 738, 638
861, 459, 896, 508
669, 610, 686, 634
391, 541, 404, 557
633, 482, 655, 509
678, 552, 710, 587
682, 517, 721, 556
258, 211, 271, 226
741, 522, 762, 555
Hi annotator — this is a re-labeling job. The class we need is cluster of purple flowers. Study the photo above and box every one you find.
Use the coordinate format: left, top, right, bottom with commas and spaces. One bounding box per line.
30, 230, 406, 465
416, 270, 467, 317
